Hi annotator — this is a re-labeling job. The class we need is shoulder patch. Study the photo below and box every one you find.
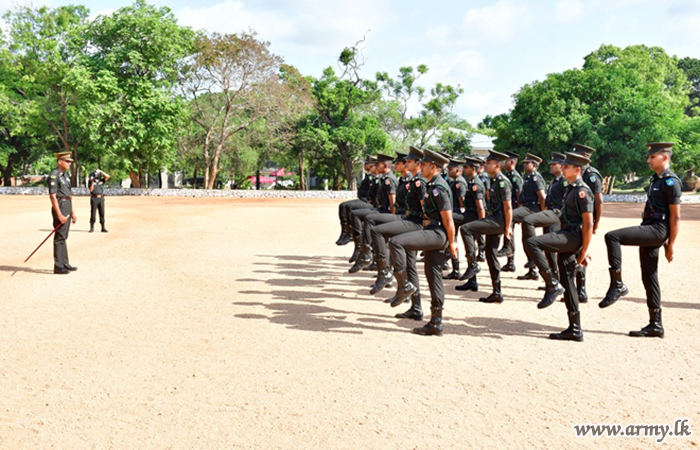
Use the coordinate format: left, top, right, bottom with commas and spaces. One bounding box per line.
579, 190, 586, 199
533, 176, 537, 181
416, 180, 421, 187
385, 179, 390, 185
432, 188, 439, 197
589, 175, 596, 182
666, 178, 674, 186
472, 185, 478, 191
456, 183, 460, 189
563, 180, 569, 186
499, 181, 505, 188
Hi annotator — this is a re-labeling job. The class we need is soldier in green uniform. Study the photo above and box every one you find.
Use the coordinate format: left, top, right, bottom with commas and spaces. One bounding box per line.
599, 142, 681, 339
443, 157, 468, 279
459, 150, 513, 303
455, 157, 487, 291
569, 144, 604, 303
524, 152, 594, 342
89, 169, 110, 233
48, 152, 78, 274
512, 154, 547, 281
336, 157, 375, 246
498, 151, 523, 272
388, 149, 456, 336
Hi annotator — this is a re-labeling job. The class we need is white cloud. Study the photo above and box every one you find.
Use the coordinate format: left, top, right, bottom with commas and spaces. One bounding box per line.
555, 0, 585, 22
456, 89, 514, 124
462, 1, 530, 42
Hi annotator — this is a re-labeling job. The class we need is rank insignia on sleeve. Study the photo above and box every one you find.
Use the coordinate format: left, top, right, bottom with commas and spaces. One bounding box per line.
579, 190, 586, 199
666, 178, 674, 186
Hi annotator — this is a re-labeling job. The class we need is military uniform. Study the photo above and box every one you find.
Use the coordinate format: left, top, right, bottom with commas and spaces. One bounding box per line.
500, 155, 523, 270
600, 142, 681, 339
48, 152, 76, 274
336, 167, 373, 246
459, 151, 512, 302
389, 150, 453, 335
89, 169, 109, 232
348, 167, 382, 262
524, 152, 594, 341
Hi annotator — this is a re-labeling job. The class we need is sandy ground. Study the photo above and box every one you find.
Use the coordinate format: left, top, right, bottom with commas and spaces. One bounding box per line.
1, 195, 699, 449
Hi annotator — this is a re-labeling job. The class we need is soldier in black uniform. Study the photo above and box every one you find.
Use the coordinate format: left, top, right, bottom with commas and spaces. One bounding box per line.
89, 169, 110, 233
521, 152, 568, 289
455, 157, 487, 291
498, 151, 523, 272
524, 152, 594, 342
569, 144, 604, 303
599, 142, 681, 339
336, 157, 375, 246
370, 147, 427, 305
48, 152, 78, 274
388, 149, 456, 335
443, 157, 467, 279
348, 157, 380, 263
511, 154, 547, 280
459, 150, 513, 303
349, 153, 398, 273
475, 157, 489, 262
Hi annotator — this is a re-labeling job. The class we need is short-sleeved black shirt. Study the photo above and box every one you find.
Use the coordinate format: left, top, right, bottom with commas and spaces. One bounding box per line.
545, 175, 568, 210
90, 172, 106, 195
464, 175, 485, 212
367, 175, 379, 206
519, 171, 546, 205
488, 172, 512, 214
396, 173, 412, 214
48, 168, 72, 197
424, 174, 452, 223
506, 169, 523, 204
406, 173, 428, 218
643, 168, 681, 221
560, 178, 594, 227
582, 165, 603, 195
357, 173, 371, 200
450, 175, 468, 212
377, 171, 398, 209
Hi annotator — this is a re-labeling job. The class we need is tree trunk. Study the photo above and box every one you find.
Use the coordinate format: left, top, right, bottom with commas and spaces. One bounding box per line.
256, 169, 261, 190
298, 150, 306, 191
2, 162, 13, 187
343, 157, 356, 191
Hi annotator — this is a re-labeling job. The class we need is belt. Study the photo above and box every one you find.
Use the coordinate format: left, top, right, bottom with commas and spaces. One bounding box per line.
643, 211, 667, 221
57, 196, 72, 200
91, 194, 104, 198
423, 219, 443, 228
562, 224, 582, 232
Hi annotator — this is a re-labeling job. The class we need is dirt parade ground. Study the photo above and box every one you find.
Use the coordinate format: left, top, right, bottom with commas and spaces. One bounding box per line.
1, 195, 699, 449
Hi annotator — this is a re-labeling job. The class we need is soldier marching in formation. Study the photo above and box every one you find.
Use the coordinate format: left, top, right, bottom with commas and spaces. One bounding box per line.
335, 141, 683, 340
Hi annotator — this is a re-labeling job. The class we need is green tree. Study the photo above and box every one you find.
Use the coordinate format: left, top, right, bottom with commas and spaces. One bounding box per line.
678, 57, 700, 117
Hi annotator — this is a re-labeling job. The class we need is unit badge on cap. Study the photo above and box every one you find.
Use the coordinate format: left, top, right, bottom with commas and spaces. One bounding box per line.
666, 178, 674, 186
579, 190, 586, 199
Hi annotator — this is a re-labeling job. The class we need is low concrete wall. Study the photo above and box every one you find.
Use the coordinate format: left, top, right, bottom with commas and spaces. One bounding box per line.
2, 186, 700, 202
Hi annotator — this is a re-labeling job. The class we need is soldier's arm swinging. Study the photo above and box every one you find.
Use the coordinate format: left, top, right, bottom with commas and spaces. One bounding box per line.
593, 193, 603, 233
664, 203, 680, 263
440, 209, 458, 259
503, 199, 513, 240
476, 198, 486, 220
577, 211, 593, 266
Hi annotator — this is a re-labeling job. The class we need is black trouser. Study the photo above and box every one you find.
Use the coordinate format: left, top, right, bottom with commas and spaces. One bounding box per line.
522, 209, 561, 273
604, 221, 669, 309
460, 213, 505, 286
363, 212, 401, 252
52, 199, 72, 269
524, 228, 582, 312
372, 217, 424, 285
340, 199, 371, 224
90, 196, 105, 225
390, 227, 448, 308
509, 204, 541, 257
350, 207, 378, 239
454, 210, 480, 260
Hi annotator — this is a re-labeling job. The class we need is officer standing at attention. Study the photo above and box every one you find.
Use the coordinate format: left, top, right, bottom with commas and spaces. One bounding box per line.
459, 150, 513, 303
524, 152, 594, 342
569, 144, 604, 303
336, 157, 375, 246
455, 156, 487, 292
48, 152, 78, 274
388, 150, 456, 336
443, 157, 467, 280
89, 168, 110, 233
599, 142, 681, 339
512, 153, 547, 281
521, 152, 568, 290
498, 151, 523, 272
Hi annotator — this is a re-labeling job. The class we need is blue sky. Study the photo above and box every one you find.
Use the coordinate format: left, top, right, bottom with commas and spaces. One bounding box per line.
3, 0, 700, 126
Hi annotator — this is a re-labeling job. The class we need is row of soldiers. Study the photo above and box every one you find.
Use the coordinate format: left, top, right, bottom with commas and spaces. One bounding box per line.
335, 143, 681, 341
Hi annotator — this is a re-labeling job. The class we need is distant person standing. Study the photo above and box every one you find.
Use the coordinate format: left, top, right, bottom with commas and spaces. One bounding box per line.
48, 152, 77, 274
89, 169, 110, 233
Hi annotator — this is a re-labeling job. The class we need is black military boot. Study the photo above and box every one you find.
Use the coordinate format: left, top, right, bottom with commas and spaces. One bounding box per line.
537, 269, 565, 309
412, 306, 443, 336
349, 244, 373, 273
549, 311, 583, 342
89, 223, 94, 233
395, 292, 423, 320
101, 223, 108, 233
517, 266, 539, 280
459, 262, 481, 280
455, 275, 478, 292
524, 260, 535, 269
443, 257, 460, 280
477, 250, 486, 262
576, 270, 588, 303
598, 268, 629, 308
370, 258, 394, 295
64, 263, 78, 271
348, 237, 361, 263
54, 265, 70, 274
496, 238, 514, 258
335, 224, 351, 246
479, 280, 503, 303
389, 270, 418, 307
363, 261, 377, 271
502, 257, 516, 272
629, 309, 664, 338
